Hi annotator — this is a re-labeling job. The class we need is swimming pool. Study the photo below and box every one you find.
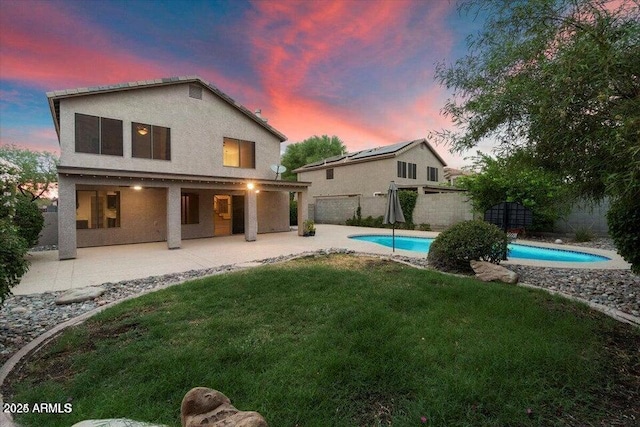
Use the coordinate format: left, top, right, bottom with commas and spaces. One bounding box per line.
349, 235, 610, 262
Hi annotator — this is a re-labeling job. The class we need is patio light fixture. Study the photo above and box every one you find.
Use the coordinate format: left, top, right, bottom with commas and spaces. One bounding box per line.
132, 185, 142, 190
247, 182, 255, 190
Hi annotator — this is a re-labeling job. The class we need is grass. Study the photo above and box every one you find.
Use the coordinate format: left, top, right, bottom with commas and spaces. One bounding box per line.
7, 255, 640, 426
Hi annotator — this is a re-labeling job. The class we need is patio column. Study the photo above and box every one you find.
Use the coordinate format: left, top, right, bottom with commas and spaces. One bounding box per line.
166, 185, 181, 249
57, 175, 77, 260
244, 187, 257, 241
297, 189, 308, 236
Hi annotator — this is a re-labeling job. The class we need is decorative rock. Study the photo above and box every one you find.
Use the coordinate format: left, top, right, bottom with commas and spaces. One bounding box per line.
554, 239, 564, 244
470, 260, 519, 284
72, 419, 166, 427
181, 387, 268, 427
55, 286, 105, 305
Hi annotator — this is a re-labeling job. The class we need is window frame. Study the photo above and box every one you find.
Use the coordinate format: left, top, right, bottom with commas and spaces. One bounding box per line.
75, 113, 123, 156
75, 190, 121, 229
181, 193, 200, 225
326, 168, 334, 180
427, 166, 439, 182
131, 122, 171, 161
397, 161, 407, 178
223, 137, 256, 169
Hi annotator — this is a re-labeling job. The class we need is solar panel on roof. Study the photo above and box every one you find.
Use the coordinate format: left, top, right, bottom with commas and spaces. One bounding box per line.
349, 140, 414, 159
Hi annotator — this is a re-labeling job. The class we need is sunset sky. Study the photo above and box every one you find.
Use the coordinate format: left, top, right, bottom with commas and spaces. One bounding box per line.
0, 0, 489, 168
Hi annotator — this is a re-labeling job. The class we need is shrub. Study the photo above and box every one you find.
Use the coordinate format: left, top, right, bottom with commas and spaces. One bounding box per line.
419, 223, 431, 231
427, 220, 508, 274
13, 195, 44, 247
574, 226, 594, 243
398, 190, 417, 224
346, 214, 385, 228
0, 219, 29, 304
289, 199, 298, 226
607, 196, 640, 274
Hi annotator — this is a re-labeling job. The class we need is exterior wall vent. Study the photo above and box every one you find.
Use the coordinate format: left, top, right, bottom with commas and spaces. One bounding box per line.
189, 84, 203, 100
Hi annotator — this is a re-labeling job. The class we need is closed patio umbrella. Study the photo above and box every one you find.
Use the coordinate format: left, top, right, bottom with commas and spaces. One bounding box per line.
383, 181, 405, 252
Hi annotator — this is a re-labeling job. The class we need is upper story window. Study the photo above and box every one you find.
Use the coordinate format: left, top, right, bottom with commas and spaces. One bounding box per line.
132, 123, 171, 160
75, 113, 123, 156
223, 137, 255, 168
408, 163, 417, 179
427, 166, 439, 182
326, 168, 334, 179
397, 161, 417, 179
397, 161, 407, 178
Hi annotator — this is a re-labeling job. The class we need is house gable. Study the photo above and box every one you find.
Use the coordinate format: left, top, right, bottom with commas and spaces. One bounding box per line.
296, 139, 448, 198
47, 76, 286, 142
51, 78, 286, 180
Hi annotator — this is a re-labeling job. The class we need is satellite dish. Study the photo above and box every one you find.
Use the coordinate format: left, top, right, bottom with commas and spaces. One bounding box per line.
270, 164, 287, 180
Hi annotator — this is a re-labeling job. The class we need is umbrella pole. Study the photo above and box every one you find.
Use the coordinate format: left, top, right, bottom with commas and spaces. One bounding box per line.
392, 223, 395, 252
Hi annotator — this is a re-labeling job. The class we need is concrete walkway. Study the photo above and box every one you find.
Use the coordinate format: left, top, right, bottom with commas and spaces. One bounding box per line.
13, 224, 630, 295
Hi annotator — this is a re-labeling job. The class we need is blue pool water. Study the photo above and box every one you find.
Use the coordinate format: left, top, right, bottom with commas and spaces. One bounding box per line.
349, 235, 610, 263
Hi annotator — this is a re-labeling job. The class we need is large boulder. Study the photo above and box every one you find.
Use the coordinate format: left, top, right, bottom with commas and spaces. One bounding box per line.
181, 387, 268, 427
470, 260, 519, 284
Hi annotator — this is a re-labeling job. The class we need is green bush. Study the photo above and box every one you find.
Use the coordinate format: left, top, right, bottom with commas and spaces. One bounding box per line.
13, 195, 44, 247
607, 196, 640, 274
427, 220, 508, 274
574, 226, 594, 243
289, 199, 298, 226
0, 219, 29, 304
419, 223, 431, 231
398, 190, 417, 224
346, 214, 385, 228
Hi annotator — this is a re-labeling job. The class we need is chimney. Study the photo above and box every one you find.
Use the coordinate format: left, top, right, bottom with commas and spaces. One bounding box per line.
254, 109, 268, 123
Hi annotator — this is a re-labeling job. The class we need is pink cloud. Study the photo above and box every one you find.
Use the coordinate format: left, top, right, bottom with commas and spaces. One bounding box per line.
242, 0, 460, 163
0, 127, 59, 154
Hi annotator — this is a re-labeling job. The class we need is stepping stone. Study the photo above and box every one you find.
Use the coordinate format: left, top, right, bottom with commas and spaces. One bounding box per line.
55, 286, 105, 305
72, 419, 167, 427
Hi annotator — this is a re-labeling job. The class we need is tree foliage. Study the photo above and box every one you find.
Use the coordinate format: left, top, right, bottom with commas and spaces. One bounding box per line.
0, 158, 29, 304
13, 194, 45, 247
281, 135, 347, 181
0, 144, 59, 201
435, 0, 640, 269
456, 151, 572, 231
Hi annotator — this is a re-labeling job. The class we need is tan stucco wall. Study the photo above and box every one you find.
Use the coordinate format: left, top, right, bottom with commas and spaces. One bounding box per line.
297, 143, 445, 199
312, 192, 473, 229
257, 191, 290, 233
58, 83, 282, 179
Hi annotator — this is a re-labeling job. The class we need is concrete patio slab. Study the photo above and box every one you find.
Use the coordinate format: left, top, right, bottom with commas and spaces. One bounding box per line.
12, 224, 631, 295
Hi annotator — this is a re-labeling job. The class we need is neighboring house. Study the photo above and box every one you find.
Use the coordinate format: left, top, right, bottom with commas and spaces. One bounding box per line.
294, 139, 451, 198
48, 76, 309, 260
443, 167, 472, 185
293, 139, 471, 227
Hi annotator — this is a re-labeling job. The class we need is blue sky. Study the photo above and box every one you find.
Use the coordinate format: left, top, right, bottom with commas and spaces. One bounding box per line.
0, 0, 487, 168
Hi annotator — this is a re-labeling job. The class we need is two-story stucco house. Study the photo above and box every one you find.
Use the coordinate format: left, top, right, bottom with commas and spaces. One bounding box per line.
48, 76, 309, 260
294, 139, 448, 198
293, 139, 471, 226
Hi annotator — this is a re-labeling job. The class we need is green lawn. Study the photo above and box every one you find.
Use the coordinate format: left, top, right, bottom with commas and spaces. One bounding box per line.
9, 255, 640, 426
